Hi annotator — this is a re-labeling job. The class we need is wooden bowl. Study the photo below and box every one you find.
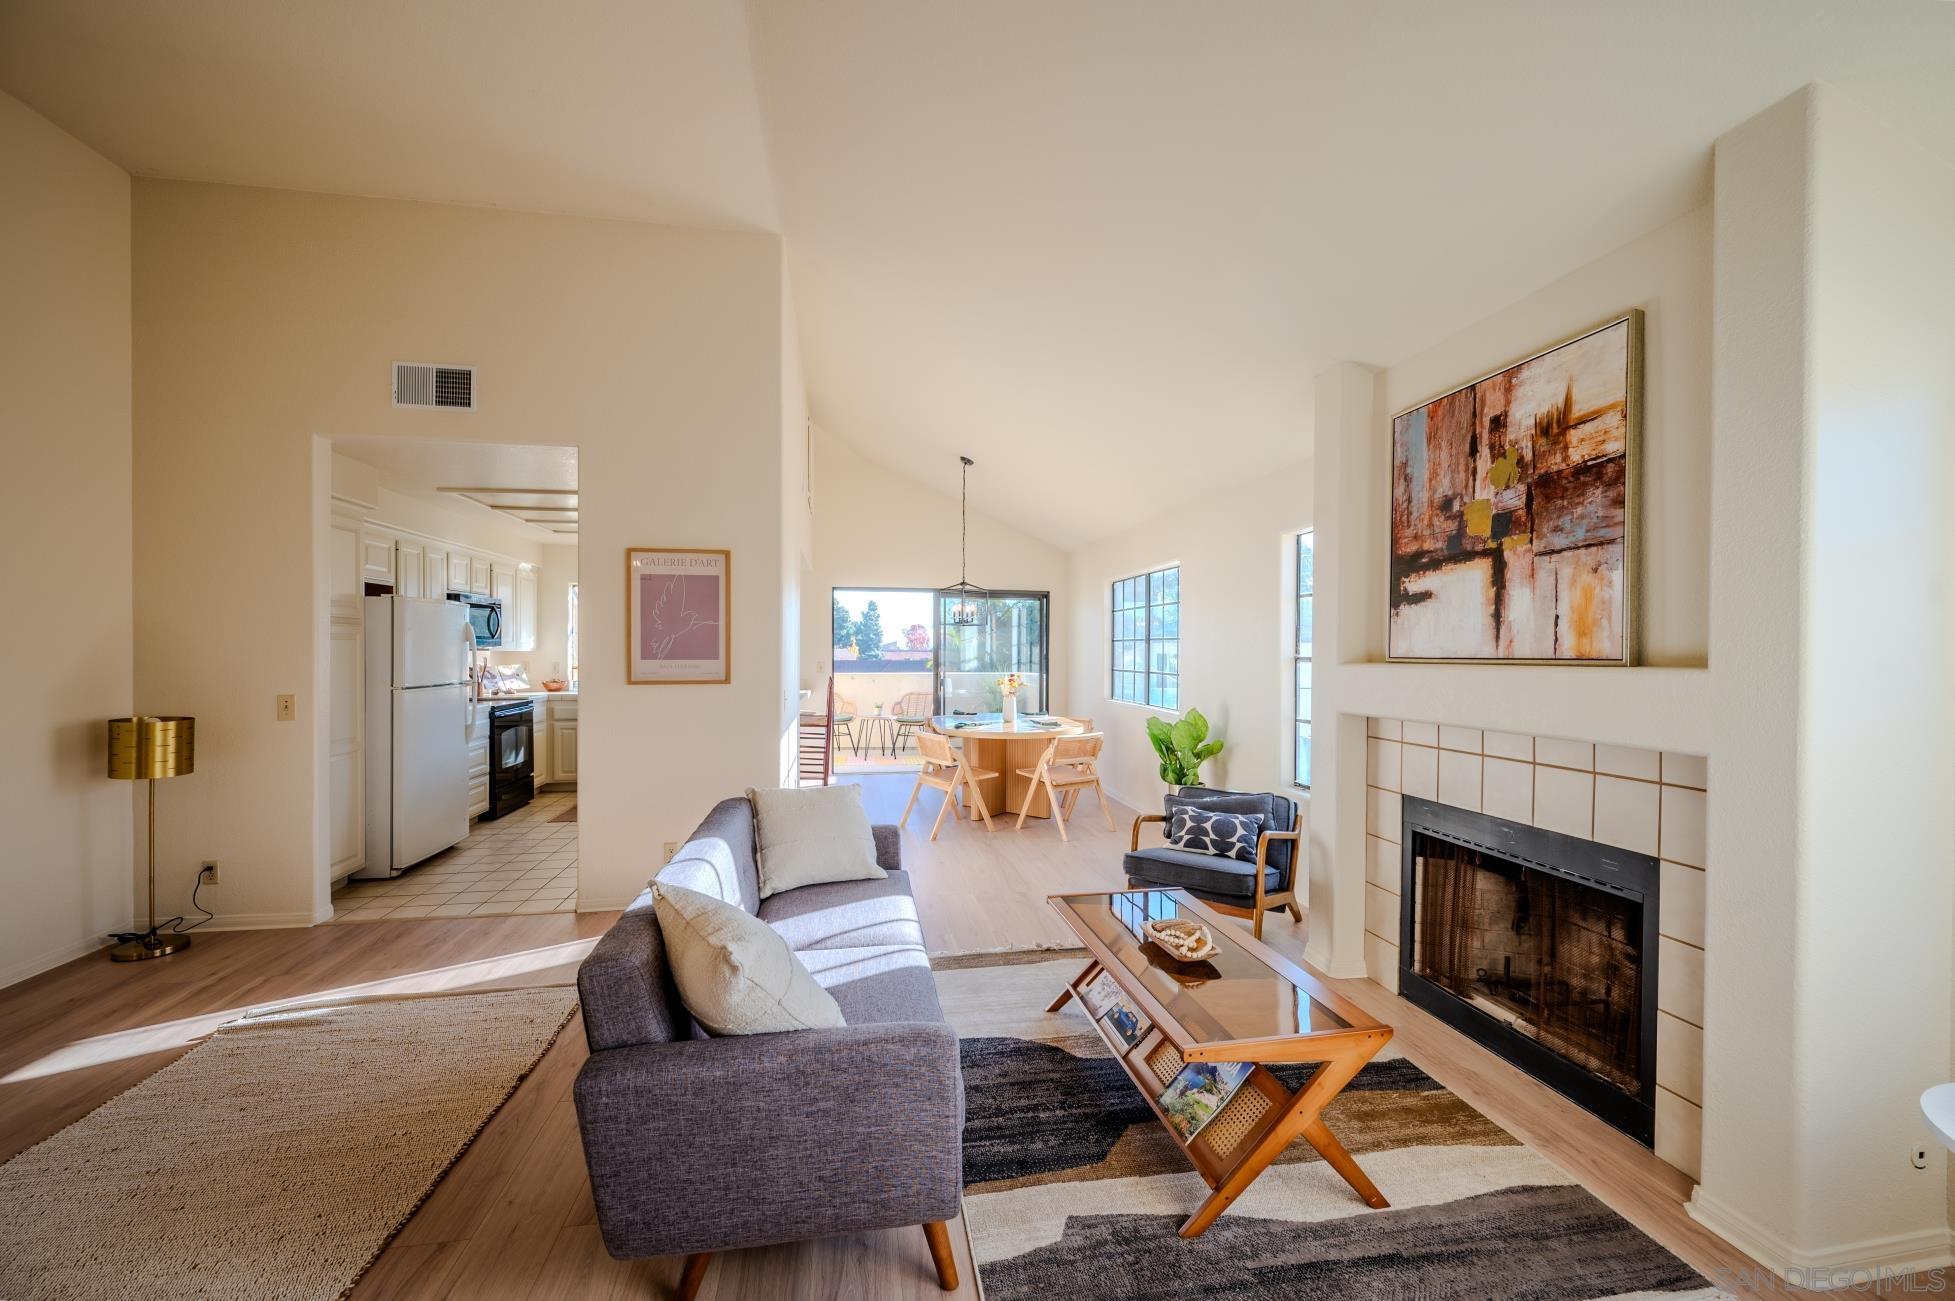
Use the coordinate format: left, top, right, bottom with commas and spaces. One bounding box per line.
1143, 918, 1220, 962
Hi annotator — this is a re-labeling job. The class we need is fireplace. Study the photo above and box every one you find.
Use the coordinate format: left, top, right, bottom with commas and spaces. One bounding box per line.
1397, 796, 1659, 1143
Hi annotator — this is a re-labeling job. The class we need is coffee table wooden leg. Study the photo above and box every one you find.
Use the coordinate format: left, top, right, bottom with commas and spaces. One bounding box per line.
1178, 1046, 1380, 1239
1300, 1117, 1390, 1209
1044, 959, 1100, 1013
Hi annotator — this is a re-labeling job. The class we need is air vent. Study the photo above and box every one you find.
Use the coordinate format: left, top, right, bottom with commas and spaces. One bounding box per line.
393, 362, 475, 410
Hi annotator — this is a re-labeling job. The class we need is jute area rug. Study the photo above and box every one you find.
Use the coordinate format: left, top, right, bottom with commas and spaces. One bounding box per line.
0, 987, 578, 1301
936, 954, 1732, 1301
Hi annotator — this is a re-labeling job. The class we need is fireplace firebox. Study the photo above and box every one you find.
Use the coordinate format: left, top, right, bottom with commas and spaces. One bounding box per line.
1398, 796, 1659, 1144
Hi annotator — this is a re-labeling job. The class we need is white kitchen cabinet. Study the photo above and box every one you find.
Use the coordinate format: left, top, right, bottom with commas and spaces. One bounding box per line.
448, 550, 472, 593
359, 528, 397, 587
329, 606, 364, 877
513, 565, 539, 651
552, 720, 578, 781
423, 545, 448, 596
469, 554, 493, 596
466, 705, 491, 819
395, 539, 424, 598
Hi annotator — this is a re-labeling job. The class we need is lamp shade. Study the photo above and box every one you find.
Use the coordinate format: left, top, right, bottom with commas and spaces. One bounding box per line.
108, 716, 195, 781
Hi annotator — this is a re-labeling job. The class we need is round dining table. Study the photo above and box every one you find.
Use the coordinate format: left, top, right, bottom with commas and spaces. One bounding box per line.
929, 713, 1086, 821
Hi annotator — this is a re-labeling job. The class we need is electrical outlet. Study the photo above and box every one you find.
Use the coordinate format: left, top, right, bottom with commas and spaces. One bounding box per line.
199, 860, 219, 885
276, 693, 297, 721
1913, 1146, 1931, 1171
663, 841, 678, 863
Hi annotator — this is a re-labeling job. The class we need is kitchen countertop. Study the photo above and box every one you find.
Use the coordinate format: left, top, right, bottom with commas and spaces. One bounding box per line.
476, 690, 578, 711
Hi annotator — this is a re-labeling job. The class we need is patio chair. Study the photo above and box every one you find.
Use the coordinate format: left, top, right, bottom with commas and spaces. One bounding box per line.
831, 695, 858, 756
891, 691, 933, 752
902, 731, 997, 839
1014, 732, 1112, 841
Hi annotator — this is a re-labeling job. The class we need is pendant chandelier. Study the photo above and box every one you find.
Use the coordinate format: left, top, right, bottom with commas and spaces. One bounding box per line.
945, 455, 989, 626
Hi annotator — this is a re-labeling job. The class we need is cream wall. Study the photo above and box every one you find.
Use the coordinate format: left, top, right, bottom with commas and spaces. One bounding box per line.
0, 92, 134, 985
133, 180, 789, 923
1689, 84, 1955, 1280
1064, 470, 1311, 811
800, 426, 1071, 707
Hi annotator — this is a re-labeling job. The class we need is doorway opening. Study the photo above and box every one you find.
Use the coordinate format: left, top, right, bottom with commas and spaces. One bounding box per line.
321, 436, 580, 923
826, 586, 1050, 775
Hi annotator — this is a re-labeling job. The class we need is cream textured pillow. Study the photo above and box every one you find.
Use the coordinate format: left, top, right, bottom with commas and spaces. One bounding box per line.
651, 882, 845, 1035
746, 783, 886, 899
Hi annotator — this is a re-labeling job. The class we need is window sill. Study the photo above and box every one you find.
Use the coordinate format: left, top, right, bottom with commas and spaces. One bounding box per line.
1105, 696, 1182, 718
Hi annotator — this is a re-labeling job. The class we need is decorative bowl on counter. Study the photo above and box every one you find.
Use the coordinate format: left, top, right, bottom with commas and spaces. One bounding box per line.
541, 678, 568, 692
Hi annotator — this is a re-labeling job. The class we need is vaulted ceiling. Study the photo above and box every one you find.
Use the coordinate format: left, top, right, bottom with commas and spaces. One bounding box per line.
5, 0, 1952, 545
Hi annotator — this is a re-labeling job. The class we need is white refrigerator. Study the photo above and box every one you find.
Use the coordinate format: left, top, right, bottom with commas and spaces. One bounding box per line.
358, 596, 474, 878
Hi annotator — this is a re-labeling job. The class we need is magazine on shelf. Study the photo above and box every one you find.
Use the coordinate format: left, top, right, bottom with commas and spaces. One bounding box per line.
1079, 970, 1124, 1017
1099, 996, 1150, 1050
1157, 1059, 1256, 1142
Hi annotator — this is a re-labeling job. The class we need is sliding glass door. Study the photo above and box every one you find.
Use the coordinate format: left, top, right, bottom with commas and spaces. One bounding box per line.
935, 591, 1049, 715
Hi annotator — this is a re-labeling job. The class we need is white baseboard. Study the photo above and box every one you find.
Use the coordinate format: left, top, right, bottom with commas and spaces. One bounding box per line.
1688, 1187, 1955, 1290
197, 912, 321, 932
574, 895, 635, 912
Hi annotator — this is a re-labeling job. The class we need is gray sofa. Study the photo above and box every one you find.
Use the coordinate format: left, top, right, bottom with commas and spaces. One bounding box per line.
573, 796, 963, 1298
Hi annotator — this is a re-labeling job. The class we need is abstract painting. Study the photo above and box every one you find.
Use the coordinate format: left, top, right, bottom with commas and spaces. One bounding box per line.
626, 547, 730, 683
1389, 313, 1639, 663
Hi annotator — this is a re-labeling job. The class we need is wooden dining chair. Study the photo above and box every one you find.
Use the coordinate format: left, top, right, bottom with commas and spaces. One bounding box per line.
902, 731, 998, 839
1014, 732, 1112, 841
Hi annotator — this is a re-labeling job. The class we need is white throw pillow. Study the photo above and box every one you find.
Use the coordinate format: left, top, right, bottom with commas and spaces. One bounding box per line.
746, 783, 886, 899
651, 882, 845, 1035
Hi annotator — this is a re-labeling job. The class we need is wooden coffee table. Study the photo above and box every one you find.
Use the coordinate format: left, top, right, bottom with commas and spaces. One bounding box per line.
1045, 888, 1395, 1238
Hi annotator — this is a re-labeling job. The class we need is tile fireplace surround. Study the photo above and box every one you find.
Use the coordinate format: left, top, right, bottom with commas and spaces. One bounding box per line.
1363, 717, 1709, 1179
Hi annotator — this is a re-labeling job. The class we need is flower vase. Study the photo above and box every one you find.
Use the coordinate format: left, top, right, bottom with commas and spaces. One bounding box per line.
1003, 695, 1018, 726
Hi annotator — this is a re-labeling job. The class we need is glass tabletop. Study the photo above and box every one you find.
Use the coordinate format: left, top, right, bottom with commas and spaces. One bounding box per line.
1053, 890, 1353, 1045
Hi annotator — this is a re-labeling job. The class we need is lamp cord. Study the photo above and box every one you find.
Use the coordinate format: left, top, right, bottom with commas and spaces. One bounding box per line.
105, 868, 215, 944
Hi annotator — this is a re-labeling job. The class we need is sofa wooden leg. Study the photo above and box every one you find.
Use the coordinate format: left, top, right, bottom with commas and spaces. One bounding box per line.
676, 1251, 713, 1300
922, 1220, 959, 1291
1286, 899, 1304, 922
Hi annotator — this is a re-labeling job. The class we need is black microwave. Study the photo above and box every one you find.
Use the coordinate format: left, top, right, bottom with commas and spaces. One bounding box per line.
447, 591, 503, 648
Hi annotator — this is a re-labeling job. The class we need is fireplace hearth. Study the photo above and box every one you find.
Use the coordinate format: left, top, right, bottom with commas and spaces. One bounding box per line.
1398, 796, 1659, 1143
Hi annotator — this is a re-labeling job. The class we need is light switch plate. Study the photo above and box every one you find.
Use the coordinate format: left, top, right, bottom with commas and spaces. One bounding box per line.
276, 693, 296, 721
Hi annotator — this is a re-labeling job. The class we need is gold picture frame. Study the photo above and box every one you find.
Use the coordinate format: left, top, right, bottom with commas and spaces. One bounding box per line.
625, 547, 731, 685
1386, 310, 1642, 666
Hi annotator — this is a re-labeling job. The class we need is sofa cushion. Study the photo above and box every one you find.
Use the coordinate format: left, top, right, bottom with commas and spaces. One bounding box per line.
794, 944, 944, 1026
748, 784, 886, 899
758, 871, 926, 951
652, 883, 845, 1036
656, 796, 764, 915
1122, 845, 1284, 900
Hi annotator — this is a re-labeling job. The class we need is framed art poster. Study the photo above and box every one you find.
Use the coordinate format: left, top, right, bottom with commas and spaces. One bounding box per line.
626, 548, 730, 684
1388, 311, 1640, 664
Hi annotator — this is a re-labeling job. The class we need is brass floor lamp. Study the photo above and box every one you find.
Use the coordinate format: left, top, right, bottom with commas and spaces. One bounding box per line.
108, 715, 195, 961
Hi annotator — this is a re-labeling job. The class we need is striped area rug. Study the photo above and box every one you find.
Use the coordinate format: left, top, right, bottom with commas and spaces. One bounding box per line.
937, 956, 1729, 1301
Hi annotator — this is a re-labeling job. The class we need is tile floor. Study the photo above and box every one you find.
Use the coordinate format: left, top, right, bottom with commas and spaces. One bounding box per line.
328, 790, 578, 921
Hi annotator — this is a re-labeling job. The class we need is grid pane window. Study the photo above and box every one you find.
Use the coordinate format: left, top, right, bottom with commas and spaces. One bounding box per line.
1111, 565, 1178, 707
1294, 531, 1314, 787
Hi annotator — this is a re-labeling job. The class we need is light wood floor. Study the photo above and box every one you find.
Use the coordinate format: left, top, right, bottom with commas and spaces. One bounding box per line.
0, 773, 1817, 1298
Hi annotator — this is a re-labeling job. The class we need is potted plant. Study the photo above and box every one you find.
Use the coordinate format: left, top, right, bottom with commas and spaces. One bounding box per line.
1146, 708, 1224, 786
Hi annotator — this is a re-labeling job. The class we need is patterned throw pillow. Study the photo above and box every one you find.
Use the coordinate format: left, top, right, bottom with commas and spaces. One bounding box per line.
1167, 807, 1266, 864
